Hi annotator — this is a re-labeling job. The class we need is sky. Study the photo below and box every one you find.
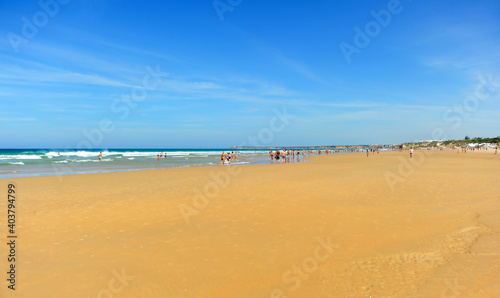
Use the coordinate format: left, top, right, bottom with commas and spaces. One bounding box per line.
0, 0, 499, 148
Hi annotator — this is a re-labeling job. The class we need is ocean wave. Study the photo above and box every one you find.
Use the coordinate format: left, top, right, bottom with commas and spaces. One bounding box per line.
45, 151, 100, 158
0, 155, 42, 160
9, 162, 25, 165
0, 150, 252, 164
42, 150, 229, 158
121, 152, 158, 157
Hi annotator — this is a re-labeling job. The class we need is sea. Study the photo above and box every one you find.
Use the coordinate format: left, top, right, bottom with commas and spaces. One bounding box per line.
0, 149, 285, 179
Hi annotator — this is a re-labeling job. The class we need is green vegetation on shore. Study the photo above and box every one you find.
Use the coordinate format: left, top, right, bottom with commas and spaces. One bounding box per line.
403, 137, 500, 148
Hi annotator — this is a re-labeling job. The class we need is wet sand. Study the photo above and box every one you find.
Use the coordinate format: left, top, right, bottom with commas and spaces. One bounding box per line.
1, 150, 499, 297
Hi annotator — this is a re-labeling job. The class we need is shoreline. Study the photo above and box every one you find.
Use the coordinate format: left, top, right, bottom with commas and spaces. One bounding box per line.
0, 148, 327, 179
0, 148, 357, 180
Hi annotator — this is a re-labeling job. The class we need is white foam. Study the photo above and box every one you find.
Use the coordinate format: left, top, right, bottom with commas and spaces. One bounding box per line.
121, 152, 157, 157
9, 162, 25, 165
0, 155, 42, 160
45, 151, 99, 158
43, 150, 225, 159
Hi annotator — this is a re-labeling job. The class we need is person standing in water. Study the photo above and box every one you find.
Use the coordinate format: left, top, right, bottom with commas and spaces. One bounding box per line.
221, 152, 225, 165
98, 152, 103, 162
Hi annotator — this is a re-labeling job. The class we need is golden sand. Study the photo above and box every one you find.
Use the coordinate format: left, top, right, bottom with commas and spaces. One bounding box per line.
1, 150, 499, 297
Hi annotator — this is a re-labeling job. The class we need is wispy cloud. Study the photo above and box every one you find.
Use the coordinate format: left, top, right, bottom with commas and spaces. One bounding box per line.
0, 68, 134, 88
0, 61, 135, 88
0, 117, 36, 122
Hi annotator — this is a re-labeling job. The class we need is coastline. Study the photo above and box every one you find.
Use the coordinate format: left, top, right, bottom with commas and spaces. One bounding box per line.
1, 151, 499, 297
0, 149, 276, 179
1, 148, 363, 179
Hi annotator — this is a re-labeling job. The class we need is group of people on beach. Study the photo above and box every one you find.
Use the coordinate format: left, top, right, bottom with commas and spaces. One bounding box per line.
268, 149, 336, 163
365, 148, 381, 157
89, 145, 498, 166
220, 152, 237, 165
269, 149, 305, 164
98, 145, 498, 166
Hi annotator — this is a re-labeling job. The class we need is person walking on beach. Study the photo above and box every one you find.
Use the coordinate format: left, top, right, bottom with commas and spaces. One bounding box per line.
366, 149, 369, 157
221, 152, 225, 165
227, 152, 231, 165
410, 148, 414, 158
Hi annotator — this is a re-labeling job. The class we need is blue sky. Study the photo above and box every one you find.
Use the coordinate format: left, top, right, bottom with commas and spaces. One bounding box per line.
1, 0, 499, 148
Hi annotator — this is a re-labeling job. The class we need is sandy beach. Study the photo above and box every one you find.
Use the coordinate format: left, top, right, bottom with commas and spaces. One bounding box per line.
1, 150, 499, 297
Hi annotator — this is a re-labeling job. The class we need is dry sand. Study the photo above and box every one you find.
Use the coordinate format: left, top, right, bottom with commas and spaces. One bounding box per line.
1, 150, 499, 297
